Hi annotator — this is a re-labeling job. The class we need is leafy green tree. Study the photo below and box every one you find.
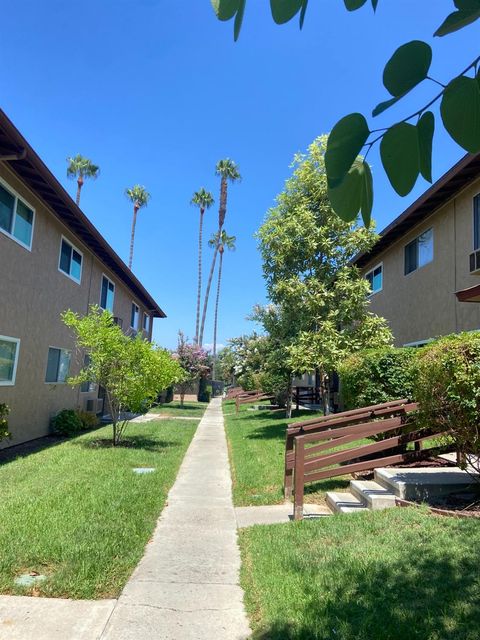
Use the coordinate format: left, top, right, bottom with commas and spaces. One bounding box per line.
199, 159, 241, 346
208, 230, 236, 379
211, 0, 480, 224
66, 154, 100, 206
256, 135, 392, 413
191, 188, 215, 344
125, 185, 151, 270
63, 306, 184, 445
0, 404, 11, 442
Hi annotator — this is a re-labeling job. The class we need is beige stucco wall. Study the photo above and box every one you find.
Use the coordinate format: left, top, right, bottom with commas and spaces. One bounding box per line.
0, 164, 154, 447
362, 178, 480, 346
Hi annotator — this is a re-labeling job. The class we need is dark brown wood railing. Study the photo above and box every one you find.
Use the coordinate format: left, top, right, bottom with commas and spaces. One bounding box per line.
235, 391, 275, 413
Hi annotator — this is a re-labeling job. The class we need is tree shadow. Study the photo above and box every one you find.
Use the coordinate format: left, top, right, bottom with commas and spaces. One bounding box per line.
250, 522, 480, 639
246, 422, 289, 441
0, 435, 66, 467
74, 436, 179, 453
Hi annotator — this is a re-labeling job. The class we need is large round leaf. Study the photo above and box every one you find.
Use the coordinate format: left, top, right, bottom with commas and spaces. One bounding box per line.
270, 0, 304, 23
441, 76, 480, 153
380, 122, 420, 196
417, 111, 435, 183
383, 41, 432, 98
327, 159, 373, 225
211, 0, 240, 21
325, 113, 369, 187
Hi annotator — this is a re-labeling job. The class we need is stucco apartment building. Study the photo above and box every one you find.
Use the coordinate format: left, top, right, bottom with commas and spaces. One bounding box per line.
355, 152, 480, 347
0, 110, 165, 447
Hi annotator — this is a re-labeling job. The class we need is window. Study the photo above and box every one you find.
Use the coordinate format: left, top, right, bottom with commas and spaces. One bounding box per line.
474, 194, 480, 250
45, 347, 71, 383
143, 313, 150, 332
59, 237, 82, 283
80, 354, 95, 392
0, 336, 20, 385
365, 263, 383, 294
100, 276, 115, 311
0, 181, 34, 249
404, 228, 433, 275
131, 303, 139, 329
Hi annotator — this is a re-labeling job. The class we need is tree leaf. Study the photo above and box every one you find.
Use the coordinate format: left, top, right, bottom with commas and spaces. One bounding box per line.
380, 122, 420, 196
299, 0, 308, 28
372, 96, 400, 117
270, 0, 303, 23
417, 111, 435, 183
441, 76, 480, 153
210, 0, 240, 21
343, 0, 368, 10
434, 0, 480, 36
360, 160, 374, 228
327, 159, 371, 223
325, 113, 370, 187
371, 0, 379, 10
383, 40, 432, 98
234, 0, 246, 40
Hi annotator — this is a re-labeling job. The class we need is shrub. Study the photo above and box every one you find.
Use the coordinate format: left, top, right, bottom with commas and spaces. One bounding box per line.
75, 409, 99, 430
197, 378, 211, 402
51, 409, 83, 437
414, 332, 480, 472
0, 404, 11, 442
338, 347, 417, 410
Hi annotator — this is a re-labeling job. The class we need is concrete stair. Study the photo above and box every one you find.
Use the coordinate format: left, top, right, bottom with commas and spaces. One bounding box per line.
326, 479, 396, 514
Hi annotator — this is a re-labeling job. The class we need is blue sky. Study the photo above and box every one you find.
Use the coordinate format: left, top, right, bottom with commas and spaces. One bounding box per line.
2, 1, 478, 349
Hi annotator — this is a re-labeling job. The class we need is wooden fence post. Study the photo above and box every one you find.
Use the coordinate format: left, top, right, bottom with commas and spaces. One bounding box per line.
293, 436, 305, 521
284, 433, 294, 499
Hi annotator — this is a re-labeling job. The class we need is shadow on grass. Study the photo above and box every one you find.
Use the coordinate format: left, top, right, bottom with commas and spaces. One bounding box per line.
251, 540, 480, 640
239, 408, 318, 422
304, 477, 350, 495
74, 436, 179, 452
0, 435, 67, 467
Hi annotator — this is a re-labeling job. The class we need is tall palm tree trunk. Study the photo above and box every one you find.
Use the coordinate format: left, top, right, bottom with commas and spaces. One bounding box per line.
212, 250, 224, 379
194, 209, 205, 343
128, 205, 139, 269
198, 242, 220, 346
218, 178, 227, 228
76, 177, 84, 206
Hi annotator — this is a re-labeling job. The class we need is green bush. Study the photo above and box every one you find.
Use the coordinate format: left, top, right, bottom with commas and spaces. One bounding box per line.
75, 410, 99, 430
0, 404, 11, 442
414, 332, 480, 471
51, 409, 83, 437
339, 347, 417, 410
197, 378, 211, 402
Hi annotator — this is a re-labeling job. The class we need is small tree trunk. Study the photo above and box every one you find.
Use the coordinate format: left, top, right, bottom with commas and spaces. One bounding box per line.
212, 250, 224, 380
285, 375, 293, 419
199, 241, 220, 346
76, 177, 84, 206
194, 209, 205, 344
128, 205, 139, 270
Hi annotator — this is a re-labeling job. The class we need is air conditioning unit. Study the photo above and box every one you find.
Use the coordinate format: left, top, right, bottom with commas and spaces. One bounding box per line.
470, 251, 480, 274
85, 399, 95, 412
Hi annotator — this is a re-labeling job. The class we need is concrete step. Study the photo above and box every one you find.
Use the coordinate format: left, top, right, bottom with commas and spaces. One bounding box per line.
350, 479, 397, 510
325, 491, 369, 514
374, 466, 480, 501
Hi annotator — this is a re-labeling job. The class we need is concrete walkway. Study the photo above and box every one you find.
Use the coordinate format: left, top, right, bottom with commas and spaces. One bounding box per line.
100, 397, 251, 639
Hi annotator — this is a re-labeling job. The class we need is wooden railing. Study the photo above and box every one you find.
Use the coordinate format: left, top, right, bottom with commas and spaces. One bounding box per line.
235, 391, 275, 413
286, 399, 455, 520
224, 387, 247, 400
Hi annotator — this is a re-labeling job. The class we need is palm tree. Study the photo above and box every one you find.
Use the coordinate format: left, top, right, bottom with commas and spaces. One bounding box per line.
198, 159, 241, 346
209, 230, 236, 379
191, 188, 214, 344
125, 185, 150, 270
66, 154, 100, 206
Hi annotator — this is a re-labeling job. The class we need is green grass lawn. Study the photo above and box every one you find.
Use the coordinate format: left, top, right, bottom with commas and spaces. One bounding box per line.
149, 401, 208, 418
223, 400, 365, 506
0, 418, 196, 599
240, 507, 480, 640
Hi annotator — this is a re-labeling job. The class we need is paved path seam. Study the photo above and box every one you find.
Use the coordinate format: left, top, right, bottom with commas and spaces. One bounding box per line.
100, 397, 251, 639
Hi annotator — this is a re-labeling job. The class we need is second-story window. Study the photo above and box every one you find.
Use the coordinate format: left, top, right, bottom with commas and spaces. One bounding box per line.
100, 276, 115, 312
59, 237, 82, 283
143, 312, 150, 332
404, 228, 433, 275
474, 194, 480, 250
365, 264, 383, 295
0, 182, 35, 250
131, 303, 139, 329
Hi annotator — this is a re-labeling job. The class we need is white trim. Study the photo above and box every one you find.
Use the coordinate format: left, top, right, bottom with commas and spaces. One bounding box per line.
130, 301, 140, 329
0, 335, 20, 386
403, 338, 434, 348
58, 235, 83, 284
100, 273, 115, 311
0, 175, 35, 251
365, 261, 383, 296
44, 345, 72, 384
